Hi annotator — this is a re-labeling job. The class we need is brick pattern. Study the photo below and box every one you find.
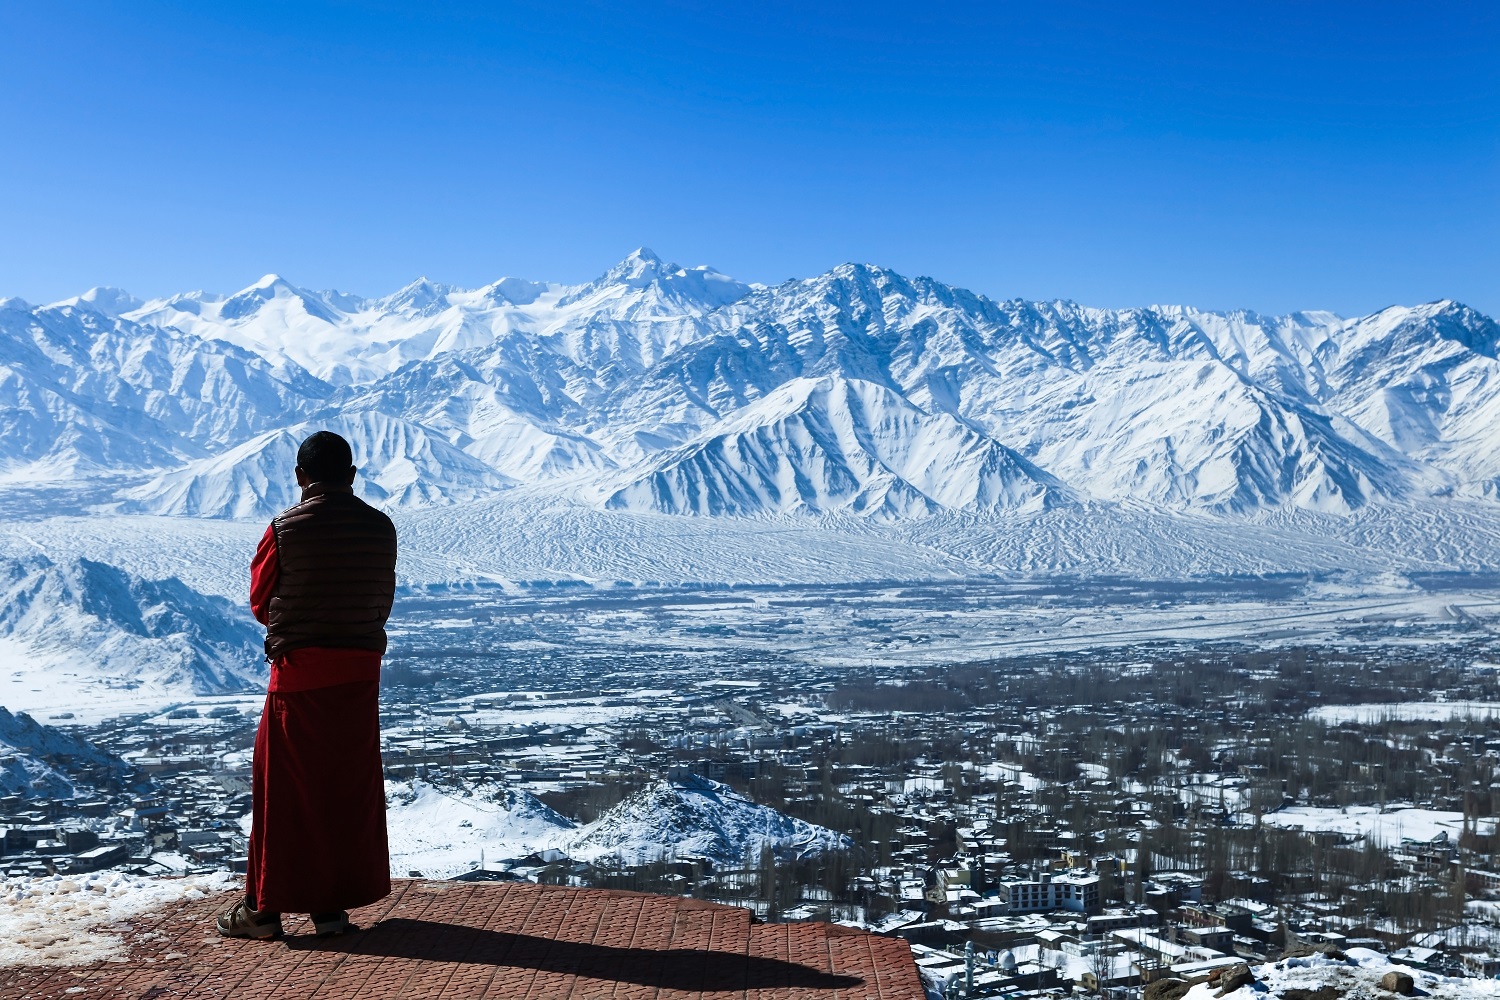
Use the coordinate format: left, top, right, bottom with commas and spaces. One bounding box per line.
0, 880, 923, 999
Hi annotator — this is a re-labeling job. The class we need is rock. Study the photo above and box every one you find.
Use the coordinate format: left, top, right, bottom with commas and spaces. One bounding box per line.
1284, 987, 1342, 1000
1380, 971, 1414, 995
1284, 944, 1348, 961
1144, 978, 1193, 1000
1215, 964, 1255, 996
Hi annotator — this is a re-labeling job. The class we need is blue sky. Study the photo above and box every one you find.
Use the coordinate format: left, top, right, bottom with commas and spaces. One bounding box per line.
1, 1, 1495, 315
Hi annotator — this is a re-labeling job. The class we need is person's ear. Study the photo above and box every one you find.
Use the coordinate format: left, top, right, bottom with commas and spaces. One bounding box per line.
295, 465, 311, 488
346, 465, 358, 485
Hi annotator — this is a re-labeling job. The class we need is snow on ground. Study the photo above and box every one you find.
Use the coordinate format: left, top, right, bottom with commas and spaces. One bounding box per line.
394, 493, 976, 587
135, 696, 265, 726
1186, 948, 1500, 1000
460, 699, 648, 729
1310, 702, 1500, 725
383, 780, 574, 879
0, 517, 262, 602
973, 762, 1044, 791
1178, 774, 1253, 812
0, 871, 233, 967
1412, 918, 1500, 952
0, 638, 213, 724
1259, 805, 1493, 844
14, 500, 1500, 600
2, 503, 1498, 724
0, 645, 264, 724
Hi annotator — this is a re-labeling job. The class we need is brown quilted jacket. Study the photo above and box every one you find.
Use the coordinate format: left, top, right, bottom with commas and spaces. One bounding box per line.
264, 484, 397, 660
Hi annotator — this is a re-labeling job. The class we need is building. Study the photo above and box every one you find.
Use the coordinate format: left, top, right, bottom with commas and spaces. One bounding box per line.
992, 870, 1101, 914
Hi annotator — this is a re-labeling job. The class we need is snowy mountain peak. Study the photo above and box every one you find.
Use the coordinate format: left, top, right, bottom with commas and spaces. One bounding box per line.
218, 273, 342, 323
50, 286, 145, 318
379, 276, 453, 313
610, 246, 664, 279
565, 249, 752, 311
478, 276, 548, 306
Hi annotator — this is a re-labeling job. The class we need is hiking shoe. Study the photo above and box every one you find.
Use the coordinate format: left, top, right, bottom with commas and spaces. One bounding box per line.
216, 899, 283, 940
311, 910, 352, 936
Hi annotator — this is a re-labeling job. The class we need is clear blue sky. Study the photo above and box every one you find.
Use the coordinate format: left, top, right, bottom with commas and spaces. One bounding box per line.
1, 1, 1495, 316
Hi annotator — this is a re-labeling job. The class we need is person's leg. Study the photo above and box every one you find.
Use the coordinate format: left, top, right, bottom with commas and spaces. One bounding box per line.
221, 693, 284, 939
268, 680, 389, 914
243, 692, 270, 909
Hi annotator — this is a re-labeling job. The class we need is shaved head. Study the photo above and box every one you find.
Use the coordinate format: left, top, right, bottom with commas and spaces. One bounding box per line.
296, 431, 355, 485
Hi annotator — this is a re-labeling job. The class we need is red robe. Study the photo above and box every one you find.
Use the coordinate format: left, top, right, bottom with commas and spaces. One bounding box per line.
246, 524, 391, 914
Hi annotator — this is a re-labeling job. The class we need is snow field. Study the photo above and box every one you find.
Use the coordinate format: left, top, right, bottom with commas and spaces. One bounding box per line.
1310, 702, 1500, 725
1258, 805, 1494, 845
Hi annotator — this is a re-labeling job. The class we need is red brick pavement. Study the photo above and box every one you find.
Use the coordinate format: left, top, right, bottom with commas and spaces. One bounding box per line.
0, 879, 924, 999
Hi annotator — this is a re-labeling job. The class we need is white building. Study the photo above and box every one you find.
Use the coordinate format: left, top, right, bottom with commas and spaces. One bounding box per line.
992, 870, 1101, 914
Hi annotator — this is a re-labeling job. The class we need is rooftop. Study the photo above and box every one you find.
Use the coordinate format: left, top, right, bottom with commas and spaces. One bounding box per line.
2, 878, 923, 998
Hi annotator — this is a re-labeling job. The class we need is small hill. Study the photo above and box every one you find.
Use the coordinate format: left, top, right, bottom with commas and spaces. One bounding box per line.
384, 779, 575, 879
563, 775, 851, 868
0, 707, 135, 799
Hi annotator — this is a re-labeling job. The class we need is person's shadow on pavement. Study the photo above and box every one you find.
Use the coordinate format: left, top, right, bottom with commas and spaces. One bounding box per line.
284, 917, 865, 991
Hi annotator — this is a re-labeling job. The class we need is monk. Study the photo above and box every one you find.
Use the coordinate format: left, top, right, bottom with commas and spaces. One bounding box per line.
217, 430, 398, 939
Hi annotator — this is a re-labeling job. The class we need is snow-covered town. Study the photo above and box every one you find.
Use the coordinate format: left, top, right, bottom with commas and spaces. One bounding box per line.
5, 583, 1500, 997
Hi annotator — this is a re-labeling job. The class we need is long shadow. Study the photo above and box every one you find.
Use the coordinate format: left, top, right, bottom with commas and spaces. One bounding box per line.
284, 918, 863, 991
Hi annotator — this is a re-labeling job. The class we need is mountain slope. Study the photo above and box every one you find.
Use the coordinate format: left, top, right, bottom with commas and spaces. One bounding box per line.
1325, 301, 1500, 497
604, 376, 1064, 517
119, 411, 514, 519
707, 267, 1432, 511
0, 707, 136, 800
0, 554, 264, 700
384, 779, 575, 879
0, 301, 329, 480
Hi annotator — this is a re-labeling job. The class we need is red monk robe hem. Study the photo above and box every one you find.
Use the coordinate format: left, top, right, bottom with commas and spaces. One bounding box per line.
246, 525, 391, 915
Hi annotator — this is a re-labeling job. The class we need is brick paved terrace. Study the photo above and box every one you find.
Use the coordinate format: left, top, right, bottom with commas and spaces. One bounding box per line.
1, 879, 925, 999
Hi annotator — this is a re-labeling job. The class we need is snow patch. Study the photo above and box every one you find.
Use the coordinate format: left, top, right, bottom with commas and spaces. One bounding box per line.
0, 871, 234, 968
1185, 948, 1500, 1000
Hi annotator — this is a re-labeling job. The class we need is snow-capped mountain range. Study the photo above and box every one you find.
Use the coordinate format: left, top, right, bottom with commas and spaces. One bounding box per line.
5, 248, 1497, 520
